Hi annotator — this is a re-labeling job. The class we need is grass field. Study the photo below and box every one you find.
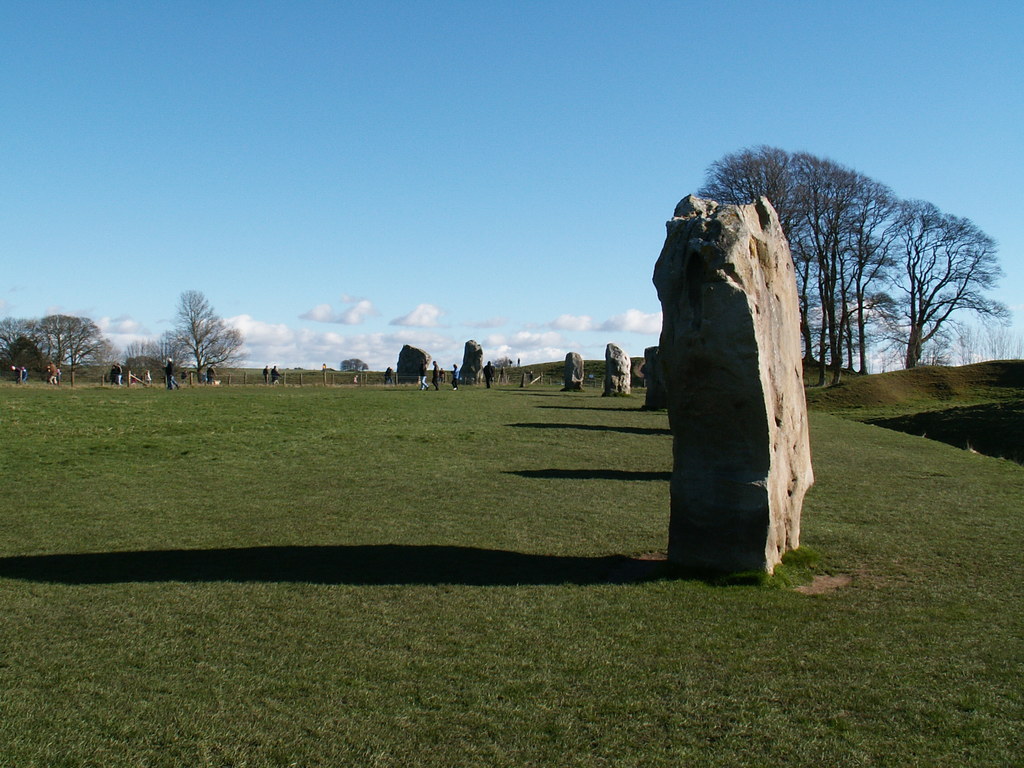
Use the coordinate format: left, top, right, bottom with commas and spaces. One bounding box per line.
1, 380, 1022, 766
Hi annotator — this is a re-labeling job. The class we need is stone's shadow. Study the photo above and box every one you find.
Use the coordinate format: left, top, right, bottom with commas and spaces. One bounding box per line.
0, 545, 633, 587
537, 405, 658, 412
510, 469, 671, 481
867, 401, 1024, 464
508, 422, 671, 436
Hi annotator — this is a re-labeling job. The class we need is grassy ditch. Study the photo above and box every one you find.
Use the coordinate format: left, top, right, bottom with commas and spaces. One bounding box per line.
807, 360, 1024, 464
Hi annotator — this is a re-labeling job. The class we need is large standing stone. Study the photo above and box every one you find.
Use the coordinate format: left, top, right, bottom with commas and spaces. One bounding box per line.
642, 346, 667, 410
563, 352, 584, 391
460, 340, 484, 385
603, 343, 631, 396
397, 344, 431, 384
653, 195, 813, 574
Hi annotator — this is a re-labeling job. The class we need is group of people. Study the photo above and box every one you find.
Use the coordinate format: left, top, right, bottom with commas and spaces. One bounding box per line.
9, 364, 63, 385
98, 360, 211, 389
416, 360, 496, 390
108, 363, 155, 387
418, 361, 457, 390
161, 359, 218, 389
9, 360, 499, 389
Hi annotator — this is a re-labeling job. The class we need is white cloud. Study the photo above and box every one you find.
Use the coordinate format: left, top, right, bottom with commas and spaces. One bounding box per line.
464, 316, 508, 329
227, 314, 469, 370
300, 304, 335, 323
96, 315, 153, 351
300, 298, 379, 325
549, 314, 595, 332
485, 330, 568, 353
390, 303, 446, 328
486, 330, 565, 348
339, 300, 377, 324
599, 309, 662, 334
97, 315, 148, 336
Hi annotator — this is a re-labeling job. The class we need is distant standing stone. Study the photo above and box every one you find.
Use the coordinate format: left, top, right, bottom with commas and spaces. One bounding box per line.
397, 345, 431, 384
461, 340, 485, 385
603, 343, 631, 396
642, 346, 667, 410
653, 194, 813, 574
563, 352, 584, 391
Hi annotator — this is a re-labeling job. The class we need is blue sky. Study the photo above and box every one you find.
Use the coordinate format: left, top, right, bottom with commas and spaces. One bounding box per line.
2, 0, 1021, 370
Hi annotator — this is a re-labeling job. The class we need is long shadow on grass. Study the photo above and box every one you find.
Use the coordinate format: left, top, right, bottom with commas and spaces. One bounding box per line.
537, 405, 660, 412
508, 422, 670, 436
509, 469, 670, 481
0, 545, 637, 586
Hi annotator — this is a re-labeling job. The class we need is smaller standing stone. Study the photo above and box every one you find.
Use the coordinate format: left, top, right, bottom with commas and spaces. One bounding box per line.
642, 346, 667, 410
603, 343, 631, 396
562, 352, 584, 391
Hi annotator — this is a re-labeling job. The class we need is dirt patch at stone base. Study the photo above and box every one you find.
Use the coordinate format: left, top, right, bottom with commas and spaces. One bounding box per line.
796, 573, 853, 595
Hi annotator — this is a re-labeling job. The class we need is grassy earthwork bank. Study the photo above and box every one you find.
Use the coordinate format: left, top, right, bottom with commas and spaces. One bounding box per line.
1, 378, 1022, 766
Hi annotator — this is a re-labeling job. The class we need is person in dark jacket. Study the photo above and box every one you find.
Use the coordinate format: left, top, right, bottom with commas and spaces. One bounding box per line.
164, 359, 179, 390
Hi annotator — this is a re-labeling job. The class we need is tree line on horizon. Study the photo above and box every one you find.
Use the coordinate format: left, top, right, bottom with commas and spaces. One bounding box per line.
699, 145, 1008, 383
0, 290, 243, 379
0, 287, 527, 381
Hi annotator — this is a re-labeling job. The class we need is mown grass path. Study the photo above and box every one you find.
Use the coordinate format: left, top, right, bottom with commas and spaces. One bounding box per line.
1, 384, 1021, 766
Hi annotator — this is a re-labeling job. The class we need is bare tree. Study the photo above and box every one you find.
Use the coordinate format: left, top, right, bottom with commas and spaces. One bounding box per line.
789, 152, 865, 386
123, 339, 167, 375
699, 145, 798, 232
0, 317, 43, 369
35, 314, 110, 373
170, 290, 244, 373
842, 176, 898, 374
891, 201, 1007, 368
983, 324, 1024, 361
953, 324, 982, 366
699, 146, 818, 360
698, 147, 1009, 375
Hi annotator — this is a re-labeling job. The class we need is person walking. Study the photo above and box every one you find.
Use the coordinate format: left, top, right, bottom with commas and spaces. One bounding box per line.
452, 363, 459, 390
271, 366, 281, 384
431, 361, 441, 390
165, 358, 179, 390
263, 365, 270, 385
483, 361, 495, 388
418, 361, 428, 390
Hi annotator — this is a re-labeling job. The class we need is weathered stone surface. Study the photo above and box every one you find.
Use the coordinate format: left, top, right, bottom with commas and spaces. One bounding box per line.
642, 346, 667, 410
603, 343, 631, 396
460, 340, 484, 385
562, 352, 584, 391
653, 194, 813, 574
397, 344, 431, 383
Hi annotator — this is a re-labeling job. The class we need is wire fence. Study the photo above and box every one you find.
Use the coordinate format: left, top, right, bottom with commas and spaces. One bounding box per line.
5, 368, 614, 389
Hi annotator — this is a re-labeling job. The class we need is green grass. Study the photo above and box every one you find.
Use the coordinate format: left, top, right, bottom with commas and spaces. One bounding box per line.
1, 382, 1022, 766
